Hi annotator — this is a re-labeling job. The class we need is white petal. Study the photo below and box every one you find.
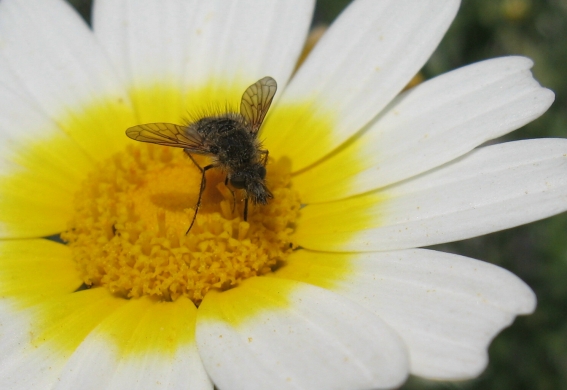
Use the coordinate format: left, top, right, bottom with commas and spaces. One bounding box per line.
263, 0, 460, 171
295, 139, 567, 251
0, 300, 58, 390
196, 277, 409, 390
275, 249, 535, 379
58, 343, 212, 390
0, 53, 26, 93
54, 297, 212, 390
0, 0, 135, 160
293, 56, 555, 202
94, 0, 314, 93
0, 289, 126, 390
0, 300, 28, 364
0, 239, 81, 385
92, 0, 193, 86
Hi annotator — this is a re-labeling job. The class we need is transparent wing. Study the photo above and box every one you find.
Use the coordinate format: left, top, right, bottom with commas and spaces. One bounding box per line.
125, 123, 210, 154
240, 76, 277, 134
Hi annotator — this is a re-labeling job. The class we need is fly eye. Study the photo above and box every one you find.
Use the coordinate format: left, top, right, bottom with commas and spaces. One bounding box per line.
256, 165, 266, 179
230, 174, 246, 189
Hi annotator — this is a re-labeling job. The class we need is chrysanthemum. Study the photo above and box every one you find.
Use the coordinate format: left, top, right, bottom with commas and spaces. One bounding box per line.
0, 0, 564, 389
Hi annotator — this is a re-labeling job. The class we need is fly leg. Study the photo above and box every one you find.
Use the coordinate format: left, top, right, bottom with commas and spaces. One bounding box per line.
184, 150, 214, 234
243, 197, 249, 222
259, 149, 269, 165
224, 176, 237, 214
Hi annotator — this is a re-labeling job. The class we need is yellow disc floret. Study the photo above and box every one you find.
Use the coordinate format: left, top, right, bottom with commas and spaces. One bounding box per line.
62, 144, 300, 305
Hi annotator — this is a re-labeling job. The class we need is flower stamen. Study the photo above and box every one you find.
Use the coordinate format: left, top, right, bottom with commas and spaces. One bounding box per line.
62, 144, 300, 305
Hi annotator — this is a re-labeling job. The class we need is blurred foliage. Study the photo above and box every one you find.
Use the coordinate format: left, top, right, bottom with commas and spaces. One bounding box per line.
67, 0, 567, 389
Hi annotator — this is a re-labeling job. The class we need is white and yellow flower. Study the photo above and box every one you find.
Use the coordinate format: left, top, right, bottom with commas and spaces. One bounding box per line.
0, 0, 564, 389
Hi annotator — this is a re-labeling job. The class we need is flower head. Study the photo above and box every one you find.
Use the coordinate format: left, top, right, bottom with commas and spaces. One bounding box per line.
0, 0, 564, 389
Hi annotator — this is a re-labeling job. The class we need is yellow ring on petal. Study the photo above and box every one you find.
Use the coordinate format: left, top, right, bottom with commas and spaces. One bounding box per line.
4, 79, 368, 319
60, 83, 322, 306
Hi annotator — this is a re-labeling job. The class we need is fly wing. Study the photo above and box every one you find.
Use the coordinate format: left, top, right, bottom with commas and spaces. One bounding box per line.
125, 123, 210, 154
240, 76, 277, 134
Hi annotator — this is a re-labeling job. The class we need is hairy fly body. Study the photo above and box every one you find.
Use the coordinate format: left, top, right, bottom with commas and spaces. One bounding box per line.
125, 77, 277, 233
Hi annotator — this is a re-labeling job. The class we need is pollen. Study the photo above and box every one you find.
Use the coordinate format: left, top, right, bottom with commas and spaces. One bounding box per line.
62, 144, 300, 305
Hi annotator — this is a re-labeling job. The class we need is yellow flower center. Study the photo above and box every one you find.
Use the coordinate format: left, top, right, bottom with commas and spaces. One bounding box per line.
62, 143, 300, 305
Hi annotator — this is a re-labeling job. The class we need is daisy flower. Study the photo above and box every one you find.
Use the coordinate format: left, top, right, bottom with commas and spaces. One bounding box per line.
0, 0, 564, 389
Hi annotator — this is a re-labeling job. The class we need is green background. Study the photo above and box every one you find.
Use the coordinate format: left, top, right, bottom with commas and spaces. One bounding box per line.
66, 0, 567, 389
